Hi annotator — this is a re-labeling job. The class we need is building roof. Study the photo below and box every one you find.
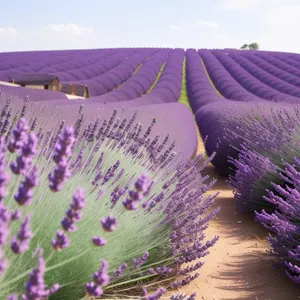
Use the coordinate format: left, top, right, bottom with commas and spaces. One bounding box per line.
11, 73, 59, 86
60, 83, 89, 98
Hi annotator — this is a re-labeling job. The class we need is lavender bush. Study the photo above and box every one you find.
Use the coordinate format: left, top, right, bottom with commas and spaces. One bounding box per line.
226, 103, 300, 283
0, 97, 219, 299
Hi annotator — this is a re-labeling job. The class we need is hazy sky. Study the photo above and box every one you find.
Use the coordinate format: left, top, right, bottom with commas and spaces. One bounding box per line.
1, 0, 300, 53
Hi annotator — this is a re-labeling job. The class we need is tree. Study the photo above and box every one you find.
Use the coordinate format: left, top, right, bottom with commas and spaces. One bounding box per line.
248, 43, 259, 50
240, 42, 259, 50
240, 44, 248, 49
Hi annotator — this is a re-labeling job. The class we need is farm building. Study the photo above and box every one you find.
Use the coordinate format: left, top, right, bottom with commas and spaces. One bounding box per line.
11, 73, 60, 91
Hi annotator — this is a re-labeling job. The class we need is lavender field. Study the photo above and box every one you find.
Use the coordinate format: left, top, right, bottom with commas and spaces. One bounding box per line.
0, 47, 300, 299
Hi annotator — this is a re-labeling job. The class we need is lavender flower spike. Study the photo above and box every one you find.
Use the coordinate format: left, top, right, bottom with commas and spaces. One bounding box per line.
22, 248, 60, 299
48, 158, 71, 192
85, 259, 110, 297
8, 118, 29, 153
114, 263, 127, 278
133, 251, 149, 269
52, 230, 70, 251
7, 294, 18, 300
101, 215, 117, 232
61, 188, 86, 232
93, 259, 110, 286
92, 236, 107, 247
14, 166, 39, 206
123, 173, 149, 211
10, 133, 38, 175
53, 126, 75, 164
142, 287, 166, 300
85, 282, 103, 297
48, 126, 75, 192
11, 215, 33, 254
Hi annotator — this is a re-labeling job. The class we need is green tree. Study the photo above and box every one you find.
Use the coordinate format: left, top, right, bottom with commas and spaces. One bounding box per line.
240, 42, 259, 50
248, 42, 259, 50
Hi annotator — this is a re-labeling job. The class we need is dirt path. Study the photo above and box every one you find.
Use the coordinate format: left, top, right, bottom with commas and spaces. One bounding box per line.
177, 130, 300, 300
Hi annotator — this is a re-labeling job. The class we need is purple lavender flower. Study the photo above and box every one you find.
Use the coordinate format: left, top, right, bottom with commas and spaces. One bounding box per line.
85, 259, 110, 297
170, 292, 197, 300
7, 294, 18, 300
11, 215, 32, 254
123, 173, 149, 210
133, 251, 149, 269
8, 118, 29, 153
22, 249, 60, 299
10, 133, 38, 175
11, 210, 22, 221
53, 126, 75, 164
85, 282, 103, 297
93, 259, 110, 286
61, 217, 77, 232
134, 173, 148, 192
114, 263, 127, 278
101, 216, 117, 232
70, 188, 86, 210
14, 166, 39, 206
122, 198, 138, 210
48, 158, 71, 192
92, 236, 107, 247
52, 230, 70, 251
142, 287, 166, 300
48, 127, 75, 192
61, 188, 85, 232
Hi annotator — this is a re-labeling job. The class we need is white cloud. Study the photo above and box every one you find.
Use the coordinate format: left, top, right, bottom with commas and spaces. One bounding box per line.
197, 21, 219, 29
0, 27, 20, 38
40, 24, 94, 36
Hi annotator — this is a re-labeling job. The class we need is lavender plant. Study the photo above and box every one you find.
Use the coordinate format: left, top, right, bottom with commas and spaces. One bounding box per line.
0, 98, 219, 299
226, 103, 300, 283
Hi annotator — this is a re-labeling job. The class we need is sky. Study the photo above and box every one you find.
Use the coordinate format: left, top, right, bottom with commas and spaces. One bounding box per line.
1, 0, 300, 53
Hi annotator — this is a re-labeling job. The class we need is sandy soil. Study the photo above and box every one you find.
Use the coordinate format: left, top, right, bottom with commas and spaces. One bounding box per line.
175, 129, 300, 300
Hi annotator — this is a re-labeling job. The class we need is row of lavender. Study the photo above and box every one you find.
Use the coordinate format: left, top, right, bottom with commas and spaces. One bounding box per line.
4, 47, 300, 105
185, 49, 300, 285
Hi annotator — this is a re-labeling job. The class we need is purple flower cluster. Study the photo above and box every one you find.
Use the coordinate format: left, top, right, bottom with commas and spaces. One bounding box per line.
8, 118, 29, 153
14, 166, 39, 206
142, 287, 166, 300
48, 126, 75, 192
170, 292, 197, 300
123, 173, 149, 210
10, 133, 38, 175
52, 188, 85, 251
225, 104, 300, 284
22, 249, 60, 299
85, 259, 110, 297
11, 215, 33, 254
101, 215, 117, 232
255, 159, 300, 284
133, 251, 149, 269
114, 263, 127, 278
